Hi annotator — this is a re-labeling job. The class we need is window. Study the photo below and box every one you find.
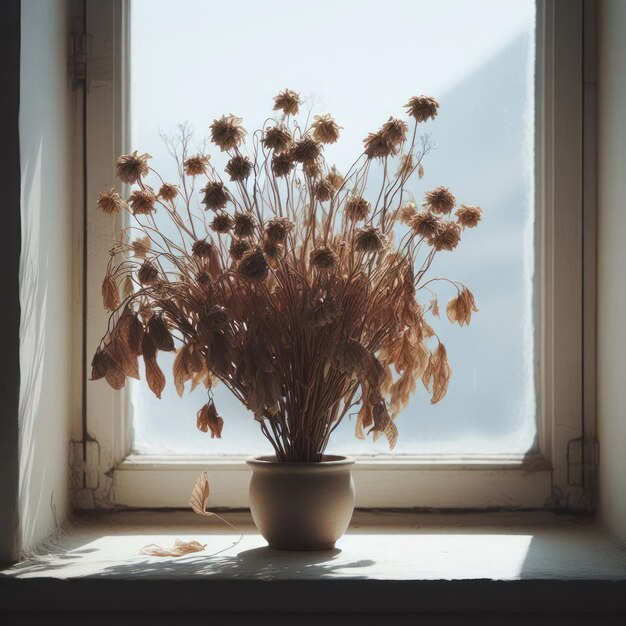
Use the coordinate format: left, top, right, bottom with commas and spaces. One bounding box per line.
84, 0, 587, 509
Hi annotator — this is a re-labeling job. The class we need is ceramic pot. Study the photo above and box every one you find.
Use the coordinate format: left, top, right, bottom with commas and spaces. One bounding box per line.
246, 455, 355, 551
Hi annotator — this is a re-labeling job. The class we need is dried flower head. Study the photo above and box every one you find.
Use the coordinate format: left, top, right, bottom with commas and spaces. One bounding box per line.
455, 204, 483, 228
264, 217, 293, 244
380, 117, 408, 145
327, 166, 344, 191
364, 131, 397, 159
431, 221, 461, 252
210, 114, 247, 151
345, 196, 371, 221
132, 235, 151, 258
355, 226, 385, 253
237, 248, 268, 281
229, 238, 251, 260
225, 155, 252, 181
210, 212, 234, 234
201, 181, 229, 211
271, 151, 295, 177
262, 125, 292, 153
129, 188, 157, 215
311, 114, 341, 144
310, 246, 338, 270
446, 288, 478, 326
183, 154, 210, 177
292, 137, 322, 164
273, 89, 301, 116
233, 212, 256, 238
98, 189, 126, 215
313, 177, 335, 202
405, 95, 440, 122
262, 239, 284, 261
158, 183, 179, 202
410, 211, 441, 240
192, 239, 213, 258
302, 159, 322, 178
423, 186, 456, 215
398, 202, 418, 225
138, 260, 159, 285
115, 151, 151, 184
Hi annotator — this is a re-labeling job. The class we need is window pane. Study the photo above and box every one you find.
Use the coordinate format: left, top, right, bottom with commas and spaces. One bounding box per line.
129, 0, 536, 456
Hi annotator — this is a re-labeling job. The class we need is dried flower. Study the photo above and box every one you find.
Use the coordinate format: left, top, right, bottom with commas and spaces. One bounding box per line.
311, 114, 341, 144
310, 246, 338, 270
192, 239, 213, 258
98, 189, 126, 215
272, 151, 295, 177
115, 151, 151, 184
410, 211, 441, 240
132, 236, 152, 258
398, 202, 418, 224
446, 288, 478, 326
345, 196, 370, 221
262, 240, 284, 261
327, 166, 344, 190
229, 238, 251, 260
264, 217, 293, 244
237, 248, 268, 281
138, 260, 159, 285
303, 159, 322, 178
129, 188, 156, 215
225, 155, 252, 181
313, 177, 335, 202
455, 204, 483, 228
158, 183, 178, 202
405, 95, 440, 122
398, 154, 414, 177
183, 154, 210, 177
210, 115, 247, 152
210, 212, 233, 234
380, 117, 408, 145
364, 131, 397, 159
355, 226, 385, 253
233, 212, 256, 238
201, 181, 229, 211
273, 89, 301, 116
292, 137, 322, 164
431, 221, 461, 251
423, 186, 456, 215
263, 125, 292, 152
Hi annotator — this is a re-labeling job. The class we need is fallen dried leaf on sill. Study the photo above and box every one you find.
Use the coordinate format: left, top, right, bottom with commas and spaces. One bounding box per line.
140, 540, 206, 557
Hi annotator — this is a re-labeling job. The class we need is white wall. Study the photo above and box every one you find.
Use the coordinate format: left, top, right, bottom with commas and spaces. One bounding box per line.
19, 0, 75, 553
598, 0, 626, 543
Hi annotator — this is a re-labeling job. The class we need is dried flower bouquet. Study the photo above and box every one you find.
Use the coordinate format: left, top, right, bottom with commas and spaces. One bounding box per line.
92, 90, 482, 462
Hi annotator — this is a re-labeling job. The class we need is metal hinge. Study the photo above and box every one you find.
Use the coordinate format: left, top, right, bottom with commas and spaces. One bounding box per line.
70, 440, 100, 490
69, 31, 91, 82
567, 437, 599, 487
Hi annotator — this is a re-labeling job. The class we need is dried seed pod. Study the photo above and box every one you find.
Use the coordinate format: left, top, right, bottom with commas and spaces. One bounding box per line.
237, 248, 268, 281
115, 151, 151, 184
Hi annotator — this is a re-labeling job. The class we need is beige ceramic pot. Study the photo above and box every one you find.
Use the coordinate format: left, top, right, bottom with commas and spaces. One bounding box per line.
246, 455, 355, 551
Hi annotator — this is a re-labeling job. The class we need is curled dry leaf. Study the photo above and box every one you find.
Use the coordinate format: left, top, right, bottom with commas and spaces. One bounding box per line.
189, 471, 214, 517
140, 540, 206, 558
196, 399, 224, 438
102, 274, 119, 312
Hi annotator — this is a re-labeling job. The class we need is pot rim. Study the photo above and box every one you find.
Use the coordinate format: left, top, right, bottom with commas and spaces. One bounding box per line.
246, 454, 354, 471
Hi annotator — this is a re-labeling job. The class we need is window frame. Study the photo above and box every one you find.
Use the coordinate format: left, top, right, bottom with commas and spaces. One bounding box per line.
80, 0, 590, 510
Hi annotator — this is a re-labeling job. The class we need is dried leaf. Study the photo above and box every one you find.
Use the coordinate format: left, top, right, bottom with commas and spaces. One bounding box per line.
189, 471, 215, 517
102, 275, 119, 311
418, 162, 424, 179
123, 275, 134, 298
196, 400, 223, 438
173, 344, 193, 397
140, 540, 205, 557
148, 314, 175, 351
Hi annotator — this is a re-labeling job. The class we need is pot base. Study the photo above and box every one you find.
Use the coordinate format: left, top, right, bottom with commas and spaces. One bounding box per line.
269, 542, 336, 552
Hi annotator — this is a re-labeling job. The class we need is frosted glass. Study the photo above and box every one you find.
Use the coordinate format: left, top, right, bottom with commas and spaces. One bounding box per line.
129, 0, 536, 456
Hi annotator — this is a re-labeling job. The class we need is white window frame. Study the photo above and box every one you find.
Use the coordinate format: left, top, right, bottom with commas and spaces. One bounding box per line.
79, 0, 592, 510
